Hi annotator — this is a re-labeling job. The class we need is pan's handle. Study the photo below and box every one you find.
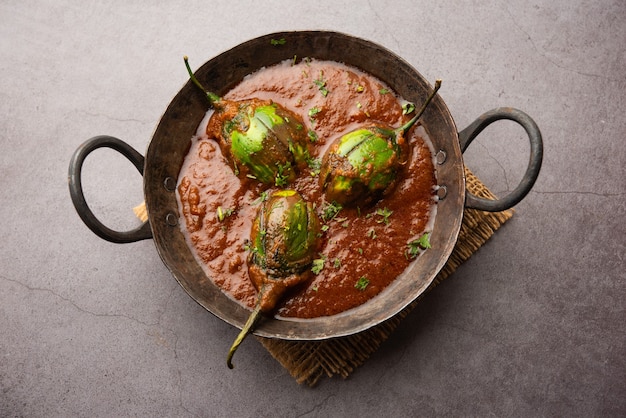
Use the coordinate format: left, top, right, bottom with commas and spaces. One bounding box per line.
68, 135, 153, 243
458, 107, 543, 212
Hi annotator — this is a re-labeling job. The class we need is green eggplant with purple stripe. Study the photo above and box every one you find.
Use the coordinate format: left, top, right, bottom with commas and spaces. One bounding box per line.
320, 79, 442, 206
227, 189, 320, 368
185, 56, 309, 186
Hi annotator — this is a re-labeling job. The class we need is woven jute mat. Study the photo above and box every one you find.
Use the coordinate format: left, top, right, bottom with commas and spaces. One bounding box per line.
256, 167, 514, 386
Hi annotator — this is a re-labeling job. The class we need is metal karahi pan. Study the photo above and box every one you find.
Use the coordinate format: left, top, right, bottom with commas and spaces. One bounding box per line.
69, 31, 542, 340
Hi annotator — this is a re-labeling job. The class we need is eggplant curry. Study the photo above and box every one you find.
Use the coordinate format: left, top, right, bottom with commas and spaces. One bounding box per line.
177, 57, 440, 366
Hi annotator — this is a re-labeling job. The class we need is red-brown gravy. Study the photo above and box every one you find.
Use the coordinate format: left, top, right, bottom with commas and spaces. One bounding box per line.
177, 59, 437, 318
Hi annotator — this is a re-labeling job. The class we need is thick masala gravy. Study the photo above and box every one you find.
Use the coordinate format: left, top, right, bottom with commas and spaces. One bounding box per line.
177, 59, 437, 319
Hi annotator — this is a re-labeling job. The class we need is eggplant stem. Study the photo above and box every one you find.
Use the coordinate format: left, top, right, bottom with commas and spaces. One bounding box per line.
184, 55, 221, 105
398, 79, 442, 134
226, 295, 264, 369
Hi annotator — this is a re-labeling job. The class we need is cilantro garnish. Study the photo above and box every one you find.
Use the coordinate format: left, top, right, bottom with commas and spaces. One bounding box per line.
321, 201, 343, 222
306, 156, 322, 177
308, 107, 321, 121
274, 161, 292, 187
216, 206, 234, 222
406, 233, 432, 259
313, 71, 329, 97
355, 276, 369, 291
311, 258, 325, 274
375, 207, 393, 225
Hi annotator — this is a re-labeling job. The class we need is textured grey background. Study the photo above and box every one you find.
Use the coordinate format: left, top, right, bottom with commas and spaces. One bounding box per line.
1, 0, 624, 416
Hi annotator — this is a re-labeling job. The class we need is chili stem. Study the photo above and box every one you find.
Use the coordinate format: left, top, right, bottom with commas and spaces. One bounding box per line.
397, 79, 442, 134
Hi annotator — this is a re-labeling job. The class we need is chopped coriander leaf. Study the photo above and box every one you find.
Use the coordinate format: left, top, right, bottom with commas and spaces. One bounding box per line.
406, 243, 420, 259
355, 276, 369, 291
308, 107, 321, 120
306, 156, 322, 176
321, 201, 343, 222
402, 102, 416, 115
313, 71, 329, 97
217, 206, 234, 222
307, 129, 318, 142
333, 258, 341, 269
274, 161, 291, 187
270, 38, 286, 46
311, 258, 325, 274
405, 233, 431, 259
379, 88, 390, 94
417, 232, 432, 249
375, 207, 393, 225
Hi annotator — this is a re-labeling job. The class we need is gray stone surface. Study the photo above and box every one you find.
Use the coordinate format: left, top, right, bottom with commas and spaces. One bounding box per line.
1, 0, 624, 416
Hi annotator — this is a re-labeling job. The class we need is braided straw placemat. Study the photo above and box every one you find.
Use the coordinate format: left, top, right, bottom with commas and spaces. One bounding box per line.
256, 167, 514, 386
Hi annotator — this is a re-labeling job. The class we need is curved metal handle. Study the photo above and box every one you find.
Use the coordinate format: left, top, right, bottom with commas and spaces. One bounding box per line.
458, 107, 543, 212
68, 135, 153, 243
